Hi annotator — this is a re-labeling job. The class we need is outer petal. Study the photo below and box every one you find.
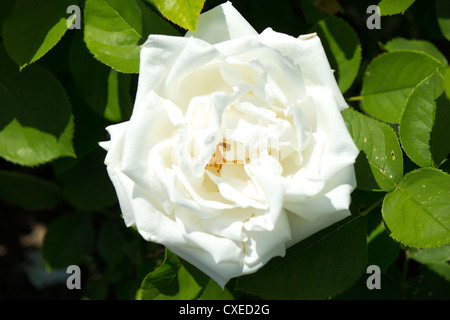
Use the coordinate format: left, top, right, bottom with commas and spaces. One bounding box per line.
134, 35, 221, 113
304, 86, 359, 180
260, 28, 348, 111
100, 122, 136, 227
185, 1, 258, 44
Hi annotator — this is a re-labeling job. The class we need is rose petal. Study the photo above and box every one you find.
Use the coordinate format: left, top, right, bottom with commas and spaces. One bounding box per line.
185, 1, 258, 44
136, 35, 222, 111
260, 28, 348, 111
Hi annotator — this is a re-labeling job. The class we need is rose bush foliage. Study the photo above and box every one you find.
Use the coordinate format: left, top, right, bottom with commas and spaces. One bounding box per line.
0, 0, 449, 300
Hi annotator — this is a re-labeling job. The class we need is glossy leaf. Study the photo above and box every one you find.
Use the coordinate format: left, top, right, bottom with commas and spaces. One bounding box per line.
152, 0, 205, 31
236, 216, 367, 299
382, 168, 450, 248
378, 0, 415, 16
382, 37, 448, 66
84, 0, 177, 73
2, 0, 75, 69
342, 108, 403, 192
361, 51, 445, 123
310, 16, 362, 93
399, 71, 443, 168
0, 46, 75, 166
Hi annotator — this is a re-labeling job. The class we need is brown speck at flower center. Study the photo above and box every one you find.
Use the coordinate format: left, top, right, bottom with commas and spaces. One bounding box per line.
205, 139, 234, 176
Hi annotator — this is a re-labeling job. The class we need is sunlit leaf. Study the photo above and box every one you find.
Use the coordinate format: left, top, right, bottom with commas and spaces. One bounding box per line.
342, 108, 403, 192
84, 0, 177, 73
382, 37, 448, 66
399, 71, 444, 167
378, 0, 415, 16
0, 46, 75, 166
382, 168, 450, 248
151, 0, 205, 31
361, 51, 445, 123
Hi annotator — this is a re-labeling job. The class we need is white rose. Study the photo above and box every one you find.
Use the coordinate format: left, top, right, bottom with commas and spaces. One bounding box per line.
100, 2, 359, 288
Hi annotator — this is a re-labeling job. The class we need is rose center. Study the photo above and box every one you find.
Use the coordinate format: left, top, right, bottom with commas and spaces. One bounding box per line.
205, 139, 234, 176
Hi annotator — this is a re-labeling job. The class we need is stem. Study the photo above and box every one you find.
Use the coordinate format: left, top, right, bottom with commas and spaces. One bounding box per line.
346, 95, 363, 102
436, 157, 448, 169
359, 197, 384, 217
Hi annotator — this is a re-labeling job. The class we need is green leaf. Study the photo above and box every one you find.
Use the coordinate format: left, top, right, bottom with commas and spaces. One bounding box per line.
310, 16, 362, 93
152, 0, 205, 32
196, 279, 234, 300
399, 71, 444, 168
410, 245, 450, 281
58, 149, 118, 212
361, 51, 446, 123
382, 37, 448, 66
51, 84, 110, 176
137, 249, 208, 300
378, 0, 415, 16
84, 0, 177, 73
436, 0, 450, 41
97, 217, 127, 266
342, 109, 403, 192
69, 33, 133, 122
0, 46, 75, 166
42, 211, 95, 269
236, 216, 367, 300
2, 0, 75, 69
444, 67, 450, 100
382, 168, 450, 248
0, 170, 62, 211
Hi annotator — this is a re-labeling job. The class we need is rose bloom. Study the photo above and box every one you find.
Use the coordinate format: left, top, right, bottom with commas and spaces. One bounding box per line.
100, 2, 359, 287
